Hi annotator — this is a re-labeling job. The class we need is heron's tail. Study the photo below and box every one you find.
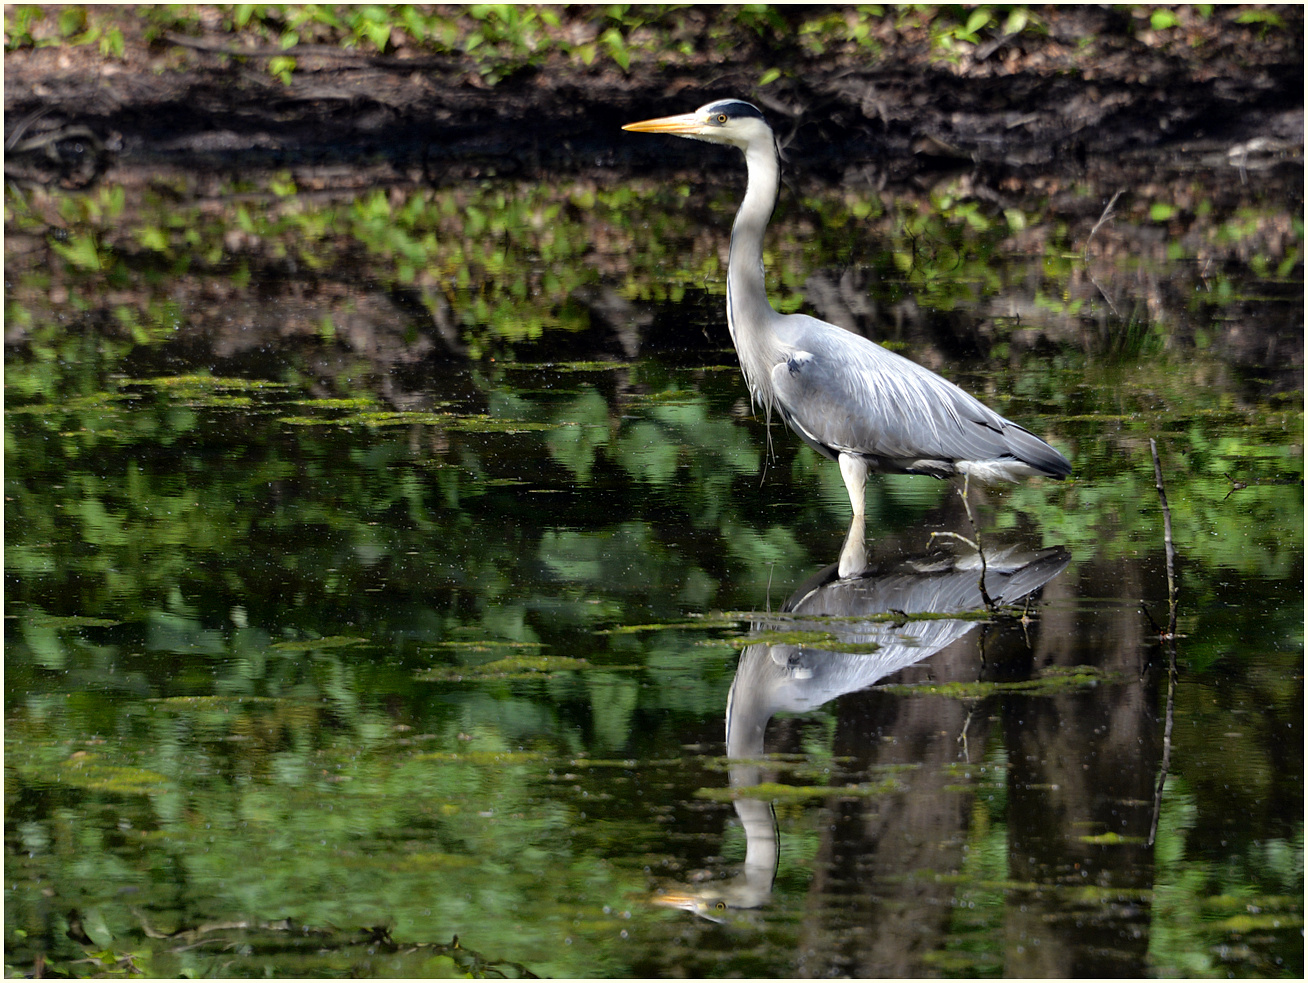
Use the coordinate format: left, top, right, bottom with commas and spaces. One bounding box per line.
1005, 424, 1072, 479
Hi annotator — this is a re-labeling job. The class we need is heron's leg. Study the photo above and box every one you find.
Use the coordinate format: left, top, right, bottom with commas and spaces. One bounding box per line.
838, 453, 868, 517
838, 513, 867, 579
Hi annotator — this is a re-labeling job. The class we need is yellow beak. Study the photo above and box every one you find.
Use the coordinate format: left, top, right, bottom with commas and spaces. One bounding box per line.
650, 890, 730, 923
622, 112, 706, 135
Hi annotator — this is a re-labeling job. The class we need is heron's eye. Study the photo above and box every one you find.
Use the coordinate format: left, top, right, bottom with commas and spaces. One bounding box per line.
716, 114, 728, 124
715, 901, 727, 911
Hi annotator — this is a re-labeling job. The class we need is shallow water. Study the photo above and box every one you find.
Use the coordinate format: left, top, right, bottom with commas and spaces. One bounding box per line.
4, 144, 1303, 977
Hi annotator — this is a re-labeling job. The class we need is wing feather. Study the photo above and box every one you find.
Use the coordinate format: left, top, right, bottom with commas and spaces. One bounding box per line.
769, 315, 1069, 478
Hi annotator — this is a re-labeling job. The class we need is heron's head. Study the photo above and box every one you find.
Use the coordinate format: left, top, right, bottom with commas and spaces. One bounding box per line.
623, 99, 772, 152
651, 883, 770, 926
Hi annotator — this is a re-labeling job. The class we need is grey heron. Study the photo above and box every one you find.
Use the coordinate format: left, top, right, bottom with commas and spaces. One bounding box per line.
624, 99, 1071, 517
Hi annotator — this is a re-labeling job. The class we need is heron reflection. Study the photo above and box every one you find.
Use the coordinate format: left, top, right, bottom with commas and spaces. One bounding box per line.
654, 536, 1069, 922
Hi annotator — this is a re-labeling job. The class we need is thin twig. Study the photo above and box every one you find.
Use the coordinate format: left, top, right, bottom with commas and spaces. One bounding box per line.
1149, 648, 1177, 847
4, 107, 53, 152
1139, 602, 1162, 635
1085, 190, 1124, 249
1149, 439, 1178, 639
928, 530, 977, 551
959, 473, 995, 610
926, 474, 994, 608
1147, 437, 1179, 847
1017, 593, 1035, 648
1084, 190, 1124, 318
956, 704, 977, 762
1222, 472, 1249, 501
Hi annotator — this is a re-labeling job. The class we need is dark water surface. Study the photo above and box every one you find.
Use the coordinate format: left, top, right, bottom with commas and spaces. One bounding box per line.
4, 139, 1303, 977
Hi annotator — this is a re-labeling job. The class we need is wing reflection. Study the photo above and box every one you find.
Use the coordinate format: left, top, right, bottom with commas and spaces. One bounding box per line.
654, 534, 1069, 922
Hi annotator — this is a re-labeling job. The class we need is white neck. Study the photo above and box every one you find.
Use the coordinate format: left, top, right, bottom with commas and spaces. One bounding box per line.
726, 137, 783, 407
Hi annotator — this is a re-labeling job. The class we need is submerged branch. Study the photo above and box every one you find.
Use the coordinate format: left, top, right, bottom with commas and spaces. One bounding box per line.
925, 474, 995, 609
960, 474, 995, 610
1147, 437, 1180, 848
1149, 438, 1179, 639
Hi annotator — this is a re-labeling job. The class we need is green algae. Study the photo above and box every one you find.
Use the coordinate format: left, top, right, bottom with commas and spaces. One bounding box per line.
413, 750, 550, 765
278, 408, 562, 432
698, 753, 878, 774
123, 375, 292, 407
598, 612, 746, 634
622, 389, 702, 405
146, 695, 284, 708
695, 776, 903, 803
44, 755, 170, 795
563, 758, 639, 769
271, 636, 370, 651
417, 655, 589, 681
429, 639, 545, 652
1210, 912, 1304, 932
912, 871, 1156, 905
287, 397, 381, 410
727, 628, 882, 653
503, 360, 638, 372
21, 612, 123, 630
1078, 831, 1149, 845
125, 375, 291, 391
878, 665, 1124, 699
7, 392, 140, 415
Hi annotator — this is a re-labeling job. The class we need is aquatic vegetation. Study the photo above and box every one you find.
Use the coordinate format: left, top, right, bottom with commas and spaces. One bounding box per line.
728, 628, 885, 654
879, 665, 1126, 698
270, 636, 370, 651
417, 655, 589, 681
695, 776, 904, 803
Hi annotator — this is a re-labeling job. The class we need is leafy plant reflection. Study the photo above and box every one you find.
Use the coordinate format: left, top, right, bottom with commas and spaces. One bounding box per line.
4, 141, 1301, 976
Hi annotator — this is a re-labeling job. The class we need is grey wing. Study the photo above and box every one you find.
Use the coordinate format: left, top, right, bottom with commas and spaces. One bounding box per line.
770, 317, 1069, 476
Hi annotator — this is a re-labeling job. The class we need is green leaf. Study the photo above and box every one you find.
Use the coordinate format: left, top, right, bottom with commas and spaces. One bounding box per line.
100, 27, 124, 58
81, 908, 114, 948
364, 20, 391, 51
50, 234, 103, 271
600, 27, 630, 71
1234, 9, 1284, 28
137, 227, 168, 252
57, 6, 85, 36
268, 54, 296, 85
1150, 202, 1178, 222
1150, 10, 1180, 30
964, 8, 991, 36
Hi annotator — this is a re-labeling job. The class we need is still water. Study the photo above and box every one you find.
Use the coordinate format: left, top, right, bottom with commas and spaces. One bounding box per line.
4, 137, 1303, 977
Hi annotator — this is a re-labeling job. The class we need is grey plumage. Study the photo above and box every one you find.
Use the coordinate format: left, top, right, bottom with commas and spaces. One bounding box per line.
624, 99, 1071, 515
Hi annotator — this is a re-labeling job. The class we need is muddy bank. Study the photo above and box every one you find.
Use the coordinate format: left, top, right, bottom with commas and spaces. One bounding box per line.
4, 5, 1302, 189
